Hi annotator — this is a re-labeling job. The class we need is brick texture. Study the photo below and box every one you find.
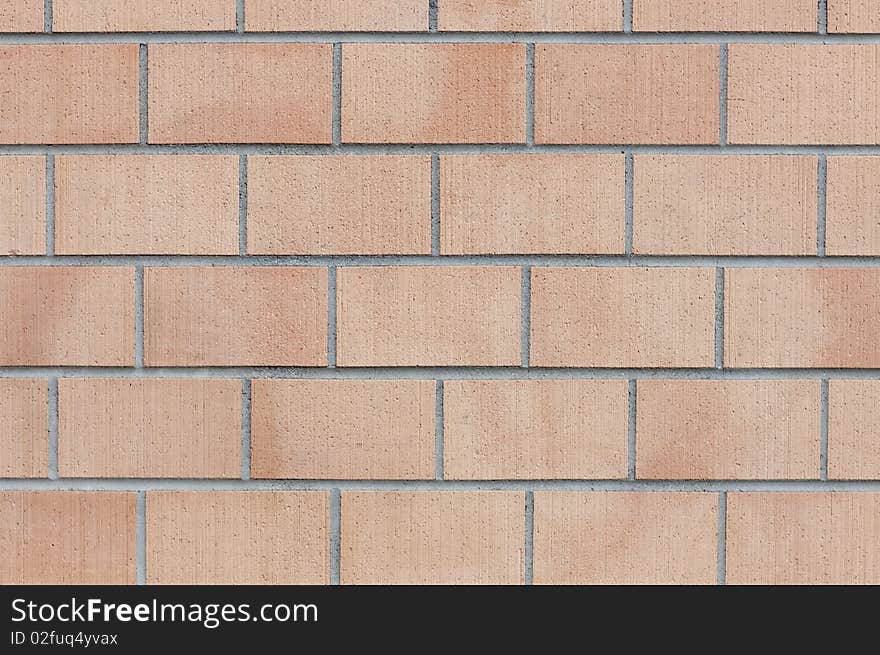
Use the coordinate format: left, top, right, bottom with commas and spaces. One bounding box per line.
828, 381, 880, 480
826, 156, 880, 255
53, 0, 235, 32
0, 156, 45, 255
829, 0, 880, 33
341, 492, 525, 584
246, 0, 425, 31
0, 379, 47, 478
633, 0, 817, 32
0, 0, 42, 32
439, 0, 621, 31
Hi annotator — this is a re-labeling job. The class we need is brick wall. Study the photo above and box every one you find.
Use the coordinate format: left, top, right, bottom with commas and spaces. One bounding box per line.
1, 1, 880, 586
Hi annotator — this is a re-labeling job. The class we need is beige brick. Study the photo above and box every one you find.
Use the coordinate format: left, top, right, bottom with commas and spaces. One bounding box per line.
0, 156, 44, 255
0, 0, 42, 32
637, 380, 820, 480
826, 157, 880, 255
634, 0, 816, 31
0, 492, 135, 584
0, 45, 138, 144
829, 0, 880, 33
337, 266, 521, 366
341, 492, 524, 584
535, 45, 719, 144
440, 154, 625, 255
147, 491, 328, 584
534, 492, 718, 584
530, 267, 715, 367
53, 0, 234, 31
633, 156, 818, 255
251, 380, 435, 479
148, 44, 331, 144
439, 0, 620, 31
828, 381, 880, 480
725, 269, 880, 368
0, 379, 47, 478
443, 380, 628, 479
342, 44, 526, 144
55, 155, 239, 255
144, 267, 327, 367
247, 156, 431, 255
727, 493, 880, 584
0, 267, 134, 366
58, 379, 241, 478
246, 0, 425, 31
728, 45, 880, 144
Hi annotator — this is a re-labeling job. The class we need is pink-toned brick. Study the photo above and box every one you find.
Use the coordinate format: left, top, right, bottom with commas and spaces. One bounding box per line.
634, 0, 817, 32
0, 379, 47, 478
0, 0, 42, 32
828, 381, 880, 480
825, 157, 880, 255
53, 0, 235, 32
246, 0, 425, 31
439, 0, 621, 31
0, 156, 45, 255
829, 0, 880, 33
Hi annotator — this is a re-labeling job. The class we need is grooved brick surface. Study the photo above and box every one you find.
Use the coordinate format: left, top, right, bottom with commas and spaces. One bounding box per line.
633, 0, 817, 32
53, 0, 235, 32
0, 0, 42, 32
0, 379, 47, 478
439, 0, 621, 31
246, 0, 425, 31
829, 0, 880, 33
828, 381, 880, 480
0, 155, 45, 255
826, 156, 880, 255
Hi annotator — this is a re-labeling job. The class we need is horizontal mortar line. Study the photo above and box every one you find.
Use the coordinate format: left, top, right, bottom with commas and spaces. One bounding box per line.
2, 368, 880, 380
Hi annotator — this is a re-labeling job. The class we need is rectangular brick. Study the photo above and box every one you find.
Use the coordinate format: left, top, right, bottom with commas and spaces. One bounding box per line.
728, 45, 880, 144
337, 266, 521, 366
829, 0, 880, 33
144, 267, 327, 367
53, 0, 234, 31
530, 267, 715, 367
0, 267, 134, 366
826, 157, 880, 255
534, 492, 718, 584
725, 268, 880, 368
341, 492, 524, 584
828, 381, 880, 480
147, 491, 328, 584
634, 0, 816, 31
58, 379, 242, 478
443, 380, 628, 479
0, 45, 138, 144
247, 156, 431, 255
637, 380, 820, 480
246, 0, 425, 31
0, 379, 47, 478
535, 45, 719, 144
440, 154, 625, 255
148, 44, 332, 144
251, 380, 435, 479
727, 493, 880, 584
0, 492, 135, 584
55, 155, 239, 255
633, 156, 817, 255
342, 44, 526, 143
439, 0, 620, 31
0, 156, 44, 255
0, 0, 42, 32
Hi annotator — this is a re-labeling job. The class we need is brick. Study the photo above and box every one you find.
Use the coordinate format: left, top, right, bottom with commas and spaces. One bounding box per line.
0, 156, 44, 255
341, 492, 524, 584
336, 266, 521, 366
828, 381, 880, 480
440, 154, 625, 255
633, 156, 817, 255
55, 155, 239, 255
728, 45, 880, 145
342, 44, 526, 144
534, 492, 718, 584
829, 0, 880, 33
439, 0, 620, 31
637, 380, 820, 480
147, 491, 328, 584
0, 492, 135, 584
246, 0, 425, 31
53, 0, 234, 31
443, 380, 628, 479
633, 0, 816, 32
0, 267, 134, 366
251, 380, 435, 479
0, 0, 42, 32
247, 156, 431, 255
0, 379, 47, 478
0, 45, 138, 144
826, 157, 880, 255
535, 45, 719, 144
530, 267, 715, 367
144, 267, 327, 367
727, 493, 880, 584
58, 379, 241, 478
725, 269, 880, 368
148, 44, 332, 144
